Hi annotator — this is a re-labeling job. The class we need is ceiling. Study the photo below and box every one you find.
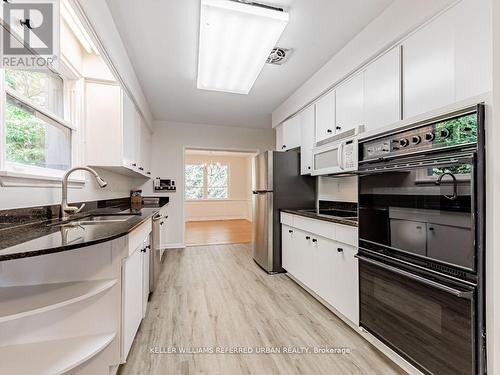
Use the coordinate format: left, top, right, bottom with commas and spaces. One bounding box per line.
106, 0, 394, 129
186, 149, 257, 157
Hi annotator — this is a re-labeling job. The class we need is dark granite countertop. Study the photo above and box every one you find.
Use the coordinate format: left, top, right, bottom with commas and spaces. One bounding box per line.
0, 205, 166, 262
281, 208, 358, 227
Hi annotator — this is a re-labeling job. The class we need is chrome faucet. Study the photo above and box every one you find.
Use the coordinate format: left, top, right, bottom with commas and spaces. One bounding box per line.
61, 167, 108, 220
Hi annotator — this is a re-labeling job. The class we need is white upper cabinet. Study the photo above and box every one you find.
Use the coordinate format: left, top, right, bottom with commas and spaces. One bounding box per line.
85, 80, 151, 178
403, 0, 491, 119
451, 0, 492, 101
300, 105, 315, 175
277, 116, 301, 151
335, 72, 364, 134
275, 123, 284, 151
315, 90, 336, 142
363, 47, 401, 132
403, 11, 455, 119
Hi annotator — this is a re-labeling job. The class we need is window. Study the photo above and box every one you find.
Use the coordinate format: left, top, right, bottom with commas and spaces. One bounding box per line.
2, 68, 74, 178
185, 163, 229, 200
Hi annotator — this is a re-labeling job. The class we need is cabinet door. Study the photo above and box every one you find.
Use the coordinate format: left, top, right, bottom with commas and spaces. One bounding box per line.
275, 124, 284, 151
142, 238, 150, 317
283, 116, 301, 151
364, 47, 401, 132
85, 82, 122, 166
282, 225, 296, 274
300, 106, 315, 175
336, 73, 364, 133
452, 0, 492, 101
403, 11, 454, 119
140, 121, 152, 175
122, 247, 143, 360
122, 91, 137, 168
295, 231, 314, 289
312, 236, 337, 303
315, 90, 335, 142
333, 243, 359, 325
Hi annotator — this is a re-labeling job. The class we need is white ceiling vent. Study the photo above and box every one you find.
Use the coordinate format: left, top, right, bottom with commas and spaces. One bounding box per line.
266, 47, 291, 65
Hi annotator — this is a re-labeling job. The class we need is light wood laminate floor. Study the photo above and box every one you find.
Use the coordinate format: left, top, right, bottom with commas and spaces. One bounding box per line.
185, 220, 252, 246
119, 244, 404, 375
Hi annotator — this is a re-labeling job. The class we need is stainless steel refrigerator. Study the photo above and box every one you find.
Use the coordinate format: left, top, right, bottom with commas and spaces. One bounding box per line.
252, 150, 316, 273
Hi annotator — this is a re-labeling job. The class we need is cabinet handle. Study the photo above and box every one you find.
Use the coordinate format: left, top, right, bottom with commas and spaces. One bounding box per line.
337, 247, 343, 253
132, 163, 137, 167
140, 248, 146, 253
305, 236, 311, 240
146, 245, 151, 250
288, 229, 293, 233
308, 166, 311, 170
312, 238, 318, 243
327, 129, 333, 133
336, 125, 341, 130
139, 167, 144, 171
429, 227, 435, 231
282, 145, 286, 149
160, 221, 164, 225
147, 172, 151, 175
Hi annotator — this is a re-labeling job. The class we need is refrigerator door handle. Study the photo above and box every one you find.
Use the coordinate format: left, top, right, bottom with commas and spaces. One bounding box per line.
252, 190, 273, 194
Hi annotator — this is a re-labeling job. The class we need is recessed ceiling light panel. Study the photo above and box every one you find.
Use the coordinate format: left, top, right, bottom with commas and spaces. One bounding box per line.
197, 0, 289, 95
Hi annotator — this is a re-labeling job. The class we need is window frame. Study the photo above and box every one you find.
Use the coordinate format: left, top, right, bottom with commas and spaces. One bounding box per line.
0, 63, 84, 186
185, 163, 230, 201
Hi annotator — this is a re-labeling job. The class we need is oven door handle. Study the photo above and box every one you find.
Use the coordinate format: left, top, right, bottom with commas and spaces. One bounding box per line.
355, 254, 474, 300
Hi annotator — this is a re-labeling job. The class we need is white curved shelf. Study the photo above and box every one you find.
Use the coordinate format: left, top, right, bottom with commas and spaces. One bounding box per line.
0, 332, 116, 375
0, 279, 118, 323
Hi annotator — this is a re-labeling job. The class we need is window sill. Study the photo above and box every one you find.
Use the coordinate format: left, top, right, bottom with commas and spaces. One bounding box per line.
0, 170, 85, 188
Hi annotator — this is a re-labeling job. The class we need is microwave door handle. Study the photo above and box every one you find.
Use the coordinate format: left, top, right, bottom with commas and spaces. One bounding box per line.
337, 143, 344, 170
355, 255, 473, 300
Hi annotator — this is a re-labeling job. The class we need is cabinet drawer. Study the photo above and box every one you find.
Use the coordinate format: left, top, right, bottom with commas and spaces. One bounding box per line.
292, 216, 336, 241
128, 219, 152, 256
335, 224, 358, 247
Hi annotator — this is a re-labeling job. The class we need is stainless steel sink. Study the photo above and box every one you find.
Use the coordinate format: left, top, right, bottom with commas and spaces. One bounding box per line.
51, 214, 136, 227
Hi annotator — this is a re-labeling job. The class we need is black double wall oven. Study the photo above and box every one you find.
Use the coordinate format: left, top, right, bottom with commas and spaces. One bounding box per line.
357, 105, 486, 375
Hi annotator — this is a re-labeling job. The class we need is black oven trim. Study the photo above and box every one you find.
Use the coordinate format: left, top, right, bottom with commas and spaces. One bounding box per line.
357, 253, 478, 375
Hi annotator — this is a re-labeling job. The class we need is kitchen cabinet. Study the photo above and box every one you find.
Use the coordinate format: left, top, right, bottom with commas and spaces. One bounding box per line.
276, 116, 301, 151
315, 90, 336, 142
142, 237, 150, 317
275, 124, 284, 151
335, 72, 364, 134
403, 0, 491, 119
122, 244, 143, 360
300, 105, 315, 174
363, 47, 401, 132
85, 80, 152, 178
281, 213, 359, 325
402, 11, 455, 119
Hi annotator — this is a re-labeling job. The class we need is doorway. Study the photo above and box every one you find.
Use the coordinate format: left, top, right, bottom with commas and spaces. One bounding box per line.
183, 148, 257, 246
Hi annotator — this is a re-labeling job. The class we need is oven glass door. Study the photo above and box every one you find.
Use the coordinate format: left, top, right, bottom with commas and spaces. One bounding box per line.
359, 257, 476, 375
359, 156, 475, 271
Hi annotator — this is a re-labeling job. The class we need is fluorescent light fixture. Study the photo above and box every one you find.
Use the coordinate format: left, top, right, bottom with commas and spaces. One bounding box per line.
197, 0, 289, 94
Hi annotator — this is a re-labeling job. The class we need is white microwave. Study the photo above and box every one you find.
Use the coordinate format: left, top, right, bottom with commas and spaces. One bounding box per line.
311, 137, 358, 176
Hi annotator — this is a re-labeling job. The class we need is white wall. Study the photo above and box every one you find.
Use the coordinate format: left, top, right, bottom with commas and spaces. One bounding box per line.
318, 176, 357, 203
0, 168, 140, 210
272, 0, 454, 126
141, 121, 275, 247
184, 153, 253, 222
488, 0, 500, 372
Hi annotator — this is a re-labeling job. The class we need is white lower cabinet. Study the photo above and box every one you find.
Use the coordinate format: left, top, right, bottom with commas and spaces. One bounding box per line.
122, 246, 143, 361
122, 226, 152, 362
281, 214, 359, 325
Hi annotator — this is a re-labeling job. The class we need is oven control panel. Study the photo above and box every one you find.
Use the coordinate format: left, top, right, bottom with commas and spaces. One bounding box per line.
360, 111, 478, 161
